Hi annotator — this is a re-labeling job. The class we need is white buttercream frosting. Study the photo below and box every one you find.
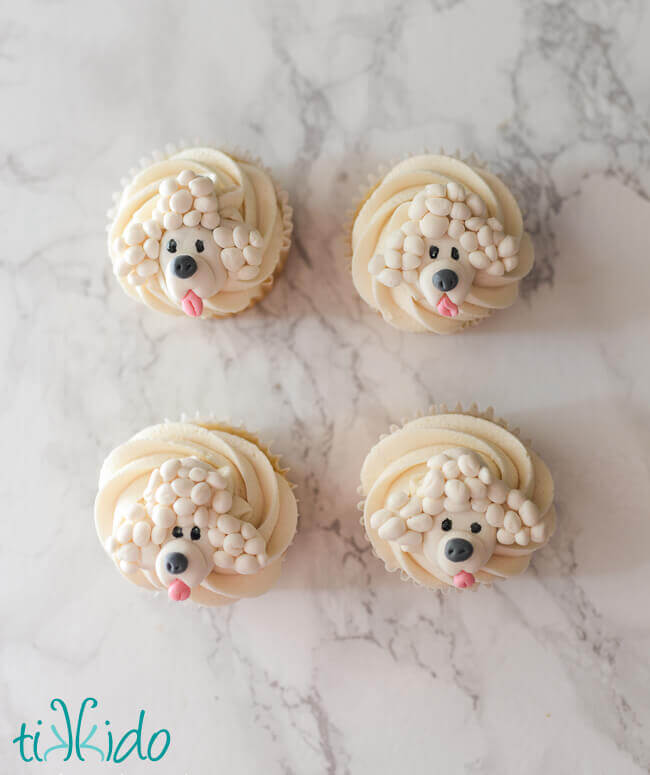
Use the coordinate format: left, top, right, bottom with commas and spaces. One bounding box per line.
108, 146, 292, 318
360, 407, 555, 589
351, 154, 534, 333
95, 420, 298, 605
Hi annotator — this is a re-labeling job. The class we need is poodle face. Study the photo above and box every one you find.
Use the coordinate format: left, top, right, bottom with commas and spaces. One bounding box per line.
367, 181, 521, 320
418, 236, 477, 317
423, 509, 496, 585
111, 169, 265, 319
368, 446, 550, 590
154, 526, 214, 601
159, 226, 226, 317
105, 456, 270, 602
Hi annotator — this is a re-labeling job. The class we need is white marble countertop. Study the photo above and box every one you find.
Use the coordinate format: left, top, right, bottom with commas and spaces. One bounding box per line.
2, 1, 649, 773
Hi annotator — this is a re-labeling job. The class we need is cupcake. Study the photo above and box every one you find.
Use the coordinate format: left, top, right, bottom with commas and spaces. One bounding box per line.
360, 405, 555, 589
350, 154, 534, 333
95, 419, 298, 605
108, 144, 292, 318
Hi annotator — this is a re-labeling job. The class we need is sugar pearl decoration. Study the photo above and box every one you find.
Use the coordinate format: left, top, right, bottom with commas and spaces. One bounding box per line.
370, 508, 392, 529
124, 223, 145, 246
171, 477, 193, 498
387, 491, 409, 510
407, 513, 433, 532
191, 482, 212, 505
378, 517, 406, 541
133, 521, 151, 547
116, 521, 133, 543
170, 189, 193, 214
223, 533, 244, 556
213, 490, 233, 514
399, 496, 422, 518
217, 515, 241, 534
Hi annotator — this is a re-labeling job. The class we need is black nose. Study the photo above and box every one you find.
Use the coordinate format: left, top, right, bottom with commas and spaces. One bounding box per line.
433, 269, 458, 292
444, 538, 474, 563
172, 255, 197, 279
165, 552, 188, 575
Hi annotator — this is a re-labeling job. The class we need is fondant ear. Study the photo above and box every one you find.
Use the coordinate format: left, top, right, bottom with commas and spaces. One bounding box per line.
113, 219, 163, 286
212, 221, 265, 282
369, 488, 435, 553
487, 487, 542, 547
105, 502, 157, 574
209, 516, 269, 575
367, 221, 424, 288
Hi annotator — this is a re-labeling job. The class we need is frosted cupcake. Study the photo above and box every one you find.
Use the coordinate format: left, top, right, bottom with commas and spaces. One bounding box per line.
350, 154, 534, 333
95, 419, 298, 605
360, 405, 555, 589
108, 144, 292, 318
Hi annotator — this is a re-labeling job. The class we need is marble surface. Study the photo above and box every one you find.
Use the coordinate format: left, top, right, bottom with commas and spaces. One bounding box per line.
2, 0, 649, 772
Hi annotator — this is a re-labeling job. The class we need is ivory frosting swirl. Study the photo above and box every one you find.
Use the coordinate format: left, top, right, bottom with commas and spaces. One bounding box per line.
360, 406, 555, 590
95, 420, 298, 606
108, 145, 292, 319
350, 154, 534, 333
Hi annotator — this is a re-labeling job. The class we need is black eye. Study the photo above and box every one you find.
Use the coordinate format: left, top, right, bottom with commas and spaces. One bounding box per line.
441, 518, 452, 531
190, 526, 201, 540
429, 245, 439, 259
167, 239, 177, 253
195, 240, 204, 253
471, 522, 482, 534
451, 247, 460, 260
172, 526, 183, 538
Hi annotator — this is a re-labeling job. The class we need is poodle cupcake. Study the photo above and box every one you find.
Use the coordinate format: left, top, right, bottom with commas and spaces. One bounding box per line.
108, 144, 292, 318
95, 419, 298, 605
350, 154, 534, 333
360, 405, 555, 590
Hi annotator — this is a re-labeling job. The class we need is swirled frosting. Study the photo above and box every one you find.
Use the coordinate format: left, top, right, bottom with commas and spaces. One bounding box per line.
108, 146, 292, 319
360, 407, 555, 589
95, 420, 298, 606
351, 154, 534, 333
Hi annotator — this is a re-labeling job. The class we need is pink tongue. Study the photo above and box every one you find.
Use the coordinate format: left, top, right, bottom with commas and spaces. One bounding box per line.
181, 290, 203, 317
437, 294, 459, 318
168, 579, 191, 601
453, 571, 475, 589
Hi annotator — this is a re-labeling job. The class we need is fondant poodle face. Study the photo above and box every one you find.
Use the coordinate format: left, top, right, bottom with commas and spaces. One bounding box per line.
159, 225, 226, 316
112, 169, 264, 318
369, 447, 547, 589
418, 235, 477, 317
423, 509, 496, 586
154, 525, 214, 601
104, 457, 269, 602
367, 181, 521, 319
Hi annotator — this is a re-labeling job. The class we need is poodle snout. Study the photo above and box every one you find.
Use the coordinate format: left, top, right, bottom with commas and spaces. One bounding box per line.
172, 255, 198, 279
433, 269, 458, 292
165, 551, 188, 575
444, 537, 473, 563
